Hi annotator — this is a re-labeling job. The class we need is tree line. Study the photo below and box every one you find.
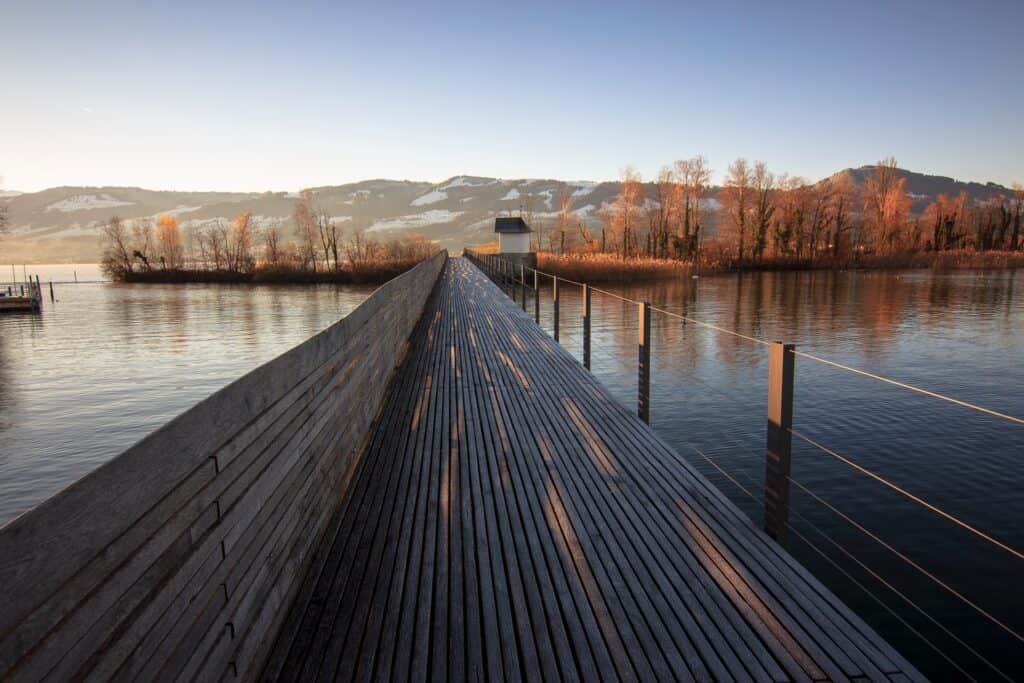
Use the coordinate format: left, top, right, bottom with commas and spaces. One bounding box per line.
100, 190, 437, 281
531, 156, 1023, 264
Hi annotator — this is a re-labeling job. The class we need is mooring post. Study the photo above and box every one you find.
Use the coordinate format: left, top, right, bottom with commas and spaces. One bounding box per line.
764, 342, 795, 543
533, 270, 540, 323
582, 284, 592, 370
520, 264, 527, 311
638, 301, 651, 423
552, 276, 560, 342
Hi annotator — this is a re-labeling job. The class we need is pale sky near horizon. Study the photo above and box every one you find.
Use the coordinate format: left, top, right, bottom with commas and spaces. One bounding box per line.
2, 0, 1022, 193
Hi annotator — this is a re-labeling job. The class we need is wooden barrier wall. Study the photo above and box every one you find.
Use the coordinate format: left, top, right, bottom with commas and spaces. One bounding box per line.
0, 251, 447, 682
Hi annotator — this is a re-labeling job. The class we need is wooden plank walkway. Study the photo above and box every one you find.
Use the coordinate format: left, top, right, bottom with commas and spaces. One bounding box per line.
262, 257, 922, 682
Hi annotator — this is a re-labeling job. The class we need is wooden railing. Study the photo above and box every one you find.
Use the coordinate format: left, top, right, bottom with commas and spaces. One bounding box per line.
0, 251, 447, 681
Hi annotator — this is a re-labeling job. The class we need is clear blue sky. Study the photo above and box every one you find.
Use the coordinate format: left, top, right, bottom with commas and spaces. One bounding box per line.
2, 0, 1021, 192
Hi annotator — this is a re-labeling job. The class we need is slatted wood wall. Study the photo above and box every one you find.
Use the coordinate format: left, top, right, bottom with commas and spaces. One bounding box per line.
0, 251, 447, 682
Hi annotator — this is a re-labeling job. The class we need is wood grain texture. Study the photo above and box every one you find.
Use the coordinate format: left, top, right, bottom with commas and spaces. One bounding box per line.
0, 251, 446, 682
264, 257, 924, 683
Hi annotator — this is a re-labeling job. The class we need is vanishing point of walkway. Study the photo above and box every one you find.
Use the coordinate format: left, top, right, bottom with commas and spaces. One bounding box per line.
262, 257, 921, 682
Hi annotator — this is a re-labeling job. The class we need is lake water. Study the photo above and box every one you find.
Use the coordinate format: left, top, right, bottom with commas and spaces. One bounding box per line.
1, 262, 1021, 678
0, 264, 375, 524
518, 266, 1024, 680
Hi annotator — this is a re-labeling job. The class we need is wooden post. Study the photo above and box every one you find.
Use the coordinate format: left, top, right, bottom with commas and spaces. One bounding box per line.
533, 270, 540, 323
764, 342, 795, 543
49, 281, 54, 302
552, 276, 560, 342
582, 284, 592, 370
520, 264, 526, 311
638, 302, 651, 423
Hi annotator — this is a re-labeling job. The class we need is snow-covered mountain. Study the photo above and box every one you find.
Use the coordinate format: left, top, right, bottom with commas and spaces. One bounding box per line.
0, 177, 619, 262
0, 169, 1016, 263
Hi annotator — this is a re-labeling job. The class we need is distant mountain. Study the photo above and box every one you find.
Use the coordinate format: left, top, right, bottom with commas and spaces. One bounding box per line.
0, 169, 1015, 263
0, 177, 621, 262
827, 166, 1014, 212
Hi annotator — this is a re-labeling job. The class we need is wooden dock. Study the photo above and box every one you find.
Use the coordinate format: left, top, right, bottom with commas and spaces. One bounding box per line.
0, 254, 922, 681
263, 258, 921, 682
0, 280, 42, 313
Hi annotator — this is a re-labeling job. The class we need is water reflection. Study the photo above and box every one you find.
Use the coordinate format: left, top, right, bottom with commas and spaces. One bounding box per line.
0, 280, 375, 527
530, 267, 1023, 678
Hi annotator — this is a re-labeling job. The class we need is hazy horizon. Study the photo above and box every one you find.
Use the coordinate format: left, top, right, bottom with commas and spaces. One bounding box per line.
1, 162, 1018, 197
2, 0, 1022, 193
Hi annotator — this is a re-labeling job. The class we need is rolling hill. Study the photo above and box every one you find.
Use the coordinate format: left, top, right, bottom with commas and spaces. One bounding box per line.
0, 169, 1016, 263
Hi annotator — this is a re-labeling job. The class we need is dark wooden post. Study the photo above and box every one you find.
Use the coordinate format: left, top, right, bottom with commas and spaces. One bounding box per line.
520, 264, 527, 310
764, 342, 795, 543
552, 276, 560, 342
49, 281, 54, 302
638, 301, 651, 423
582, 284, 592, 370
533, 270, 540, 323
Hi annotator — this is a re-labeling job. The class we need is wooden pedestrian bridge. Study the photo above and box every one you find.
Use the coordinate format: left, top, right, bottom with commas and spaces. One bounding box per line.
0, 253, 922, 681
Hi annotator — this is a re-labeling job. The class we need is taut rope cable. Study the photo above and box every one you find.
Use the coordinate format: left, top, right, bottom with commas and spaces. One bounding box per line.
789, 427, 1024, 563
786, 471, 1024, 645
590, 286, 635, 304
792, 350, 1024, 425
688, 446, 991, 679
478, 252, 1024, 425
650, 305, 774, 346
690, 446, 997, 681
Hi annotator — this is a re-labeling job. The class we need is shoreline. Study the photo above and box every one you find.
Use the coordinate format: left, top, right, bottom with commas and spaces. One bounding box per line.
109, 260, 425, 286
534, 250, 1024, 282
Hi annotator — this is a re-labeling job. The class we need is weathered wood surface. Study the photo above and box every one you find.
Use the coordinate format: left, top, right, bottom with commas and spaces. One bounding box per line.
0, 251, 447, 682
264, 257, 923, 682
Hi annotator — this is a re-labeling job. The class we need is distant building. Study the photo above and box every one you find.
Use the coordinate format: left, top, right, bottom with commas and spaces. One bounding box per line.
493, 216, 537, 269
494, 216, 532, 254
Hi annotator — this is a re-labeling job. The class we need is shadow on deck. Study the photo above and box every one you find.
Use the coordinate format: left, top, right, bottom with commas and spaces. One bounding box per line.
262, 257, 921, 682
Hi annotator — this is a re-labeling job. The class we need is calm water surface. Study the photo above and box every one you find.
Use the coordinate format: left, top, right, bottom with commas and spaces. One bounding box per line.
0, 264, 374, 525
529, 266, 1023, 679
2, 263, 1021, 678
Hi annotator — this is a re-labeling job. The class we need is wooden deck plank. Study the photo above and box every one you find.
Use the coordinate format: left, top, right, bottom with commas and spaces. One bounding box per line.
262, 257, 922, 683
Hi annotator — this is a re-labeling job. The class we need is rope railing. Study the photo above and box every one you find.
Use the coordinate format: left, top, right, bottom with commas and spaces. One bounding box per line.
789, 427, 1024, 562
791, 350, 1024, 425
692, 445, 1012, 682
466, 249, 1023, 678
470, 249, 1024, 427
691, 446, 1003, 682
785, 471, 1024, 645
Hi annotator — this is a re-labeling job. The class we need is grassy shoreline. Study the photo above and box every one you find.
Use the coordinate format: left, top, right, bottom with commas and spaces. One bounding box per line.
535, 250, 1024, 282
114, 259, 425, 286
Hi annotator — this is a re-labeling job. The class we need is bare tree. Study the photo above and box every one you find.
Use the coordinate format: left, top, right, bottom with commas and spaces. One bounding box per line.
155, 215, 184, 269
131, 218, 155, 270
1012, 183, 1023, 251
317, 209, 341, 270
676, 155, 711, 259
721, 158, 752, 260
557, 190, 573, 255
100, 216, 134, 278
828, 174, 857, 259
263, 226, 282, 266
609, 167, 645, 258
294, 190, 320, 271
862, 157, 912, 253
229, 212, 255, 272
653, 167, 681, 259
